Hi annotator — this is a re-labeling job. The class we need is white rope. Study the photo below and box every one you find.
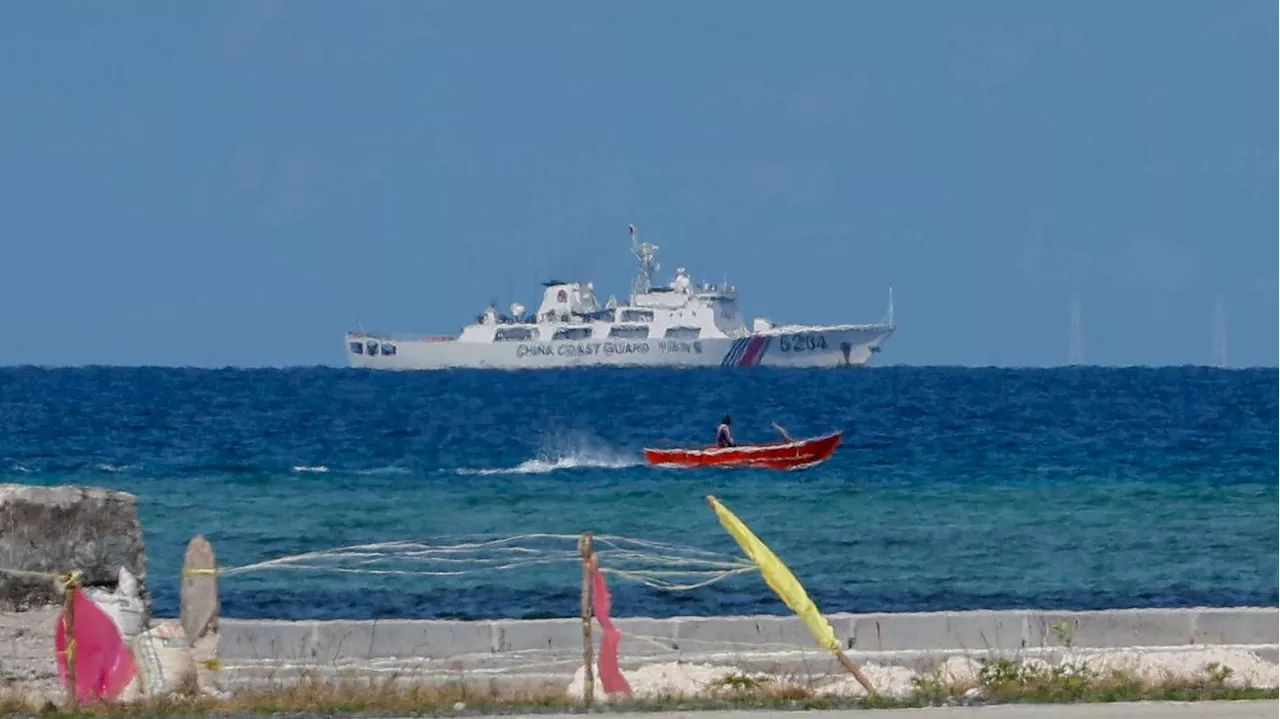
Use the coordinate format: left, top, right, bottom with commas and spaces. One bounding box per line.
210, 533, 759, 590
221, 556, 576, 578
594, 535, 752, 565
215, 535, 582, 576
595, 549, 749, 573
601, 566, 757, 591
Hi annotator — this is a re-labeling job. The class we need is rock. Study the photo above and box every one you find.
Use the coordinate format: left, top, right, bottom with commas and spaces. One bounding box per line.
0, 484, 149, 615
85, 567, 147, 641
962, 686, 986, 703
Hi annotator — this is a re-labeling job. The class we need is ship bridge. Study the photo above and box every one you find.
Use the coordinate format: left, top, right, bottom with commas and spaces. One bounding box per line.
628, 266, 745, 335
536, 280, 601, 323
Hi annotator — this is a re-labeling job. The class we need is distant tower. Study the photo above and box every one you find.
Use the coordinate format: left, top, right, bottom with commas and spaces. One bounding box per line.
1067, 293, 1083, 366
1212, 297, 1228, 368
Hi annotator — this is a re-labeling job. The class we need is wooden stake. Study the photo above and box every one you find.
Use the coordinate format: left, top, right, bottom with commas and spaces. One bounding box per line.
578, 532, 595, 708
181, 535, 220, 642
61, 575, 77, 709
834, 649, 876, 695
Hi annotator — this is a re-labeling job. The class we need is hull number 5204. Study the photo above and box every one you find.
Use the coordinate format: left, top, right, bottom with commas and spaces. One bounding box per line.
778, 333, 829, 352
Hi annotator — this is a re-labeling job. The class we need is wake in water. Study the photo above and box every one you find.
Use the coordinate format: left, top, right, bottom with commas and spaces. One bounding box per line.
458, 454, 640, 476
457, 432, 642, 475
289, 465, 412, 475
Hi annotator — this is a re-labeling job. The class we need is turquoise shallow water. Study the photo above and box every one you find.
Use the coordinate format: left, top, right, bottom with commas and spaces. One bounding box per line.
1, 366, 1275, 619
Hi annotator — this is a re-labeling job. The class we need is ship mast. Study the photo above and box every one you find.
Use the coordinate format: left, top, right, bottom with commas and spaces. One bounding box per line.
629, 223, 659, 300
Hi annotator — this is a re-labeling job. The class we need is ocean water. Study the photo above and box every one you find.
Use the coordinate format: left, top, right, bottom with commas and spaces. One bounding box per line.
0, 366, 1275, 621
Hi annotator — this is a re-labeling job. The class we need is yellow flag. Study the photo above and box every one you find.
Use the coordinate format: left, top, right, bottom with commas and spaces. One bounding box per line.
705, 495, 840, 653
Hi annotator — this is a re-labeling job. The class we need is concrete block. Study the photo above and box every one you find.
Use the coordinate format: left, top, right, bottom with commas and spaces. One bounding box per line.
1192, 609, 1279, 646
609, 617, 680, 657
493, 618, 579, 654
0, 483, 150, 614
494, 616, 682, 658
675, 614, 852, 652
224, 619, 495, 663
849, 611, 1026, 652
1029, 610, 1193, 649
354, 619, 493, 660
216, 608, 1280, 670
492, 617, 679, 657
219, 619, 318, 662
1254, 647, 1278, 664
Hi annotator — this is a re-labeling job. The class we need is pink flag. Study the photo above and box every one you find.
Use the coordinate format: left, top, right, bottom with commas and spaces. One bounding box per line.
54, 587, 138, 703
591, 560, 632, 696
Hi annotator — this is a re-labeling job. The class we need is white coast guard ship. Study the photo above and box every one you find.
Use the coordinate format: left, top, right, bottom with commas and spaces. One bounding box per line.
344, 225, 895, 370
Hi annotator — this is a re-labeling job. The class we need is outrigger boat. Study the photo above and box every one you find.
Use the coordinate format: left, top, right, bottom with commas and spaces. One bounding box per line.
643, 424, 842, 471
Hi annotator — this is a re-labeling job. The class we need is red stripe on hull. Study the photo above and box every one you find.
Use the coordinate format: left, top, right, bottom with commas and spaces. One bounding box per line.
737, 336, 768, 367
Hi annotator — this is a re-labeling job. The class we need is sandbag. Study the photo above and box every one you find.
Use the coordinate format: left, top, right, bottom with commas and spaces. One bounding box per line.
85, 567, 146, 642
131, 620, 193, 698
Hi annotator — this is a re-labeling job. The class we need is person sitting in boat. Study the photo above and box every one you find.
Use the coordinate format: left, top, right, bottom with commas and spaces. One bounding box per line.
716, 415, 735, 447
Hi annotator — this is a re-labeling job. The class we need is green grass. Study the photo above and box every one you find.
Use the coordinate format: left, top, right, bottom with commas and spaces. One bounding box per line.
909, 656, 1275, 705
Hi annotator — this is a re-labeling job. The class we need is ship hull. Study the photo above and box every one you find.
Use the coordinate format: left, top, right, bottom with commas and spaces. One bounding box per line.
644, 431, 843, 470
344, 325, 893, 370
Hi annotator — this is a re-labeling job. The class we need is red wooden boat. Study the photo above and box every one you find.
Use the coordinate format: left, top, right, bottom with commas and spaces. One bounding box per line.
644, 430, 842, 471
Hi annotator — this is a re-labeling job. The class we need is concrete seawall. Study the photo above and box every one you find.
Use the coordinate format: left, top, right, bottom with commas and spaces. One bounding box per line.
215, 606, 1279, 687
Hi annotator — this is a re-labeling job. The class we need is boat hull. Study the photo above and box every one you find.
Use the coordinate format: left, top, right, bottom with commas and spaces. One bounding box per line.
643, 431, 842, 470
345, 326, 893, 370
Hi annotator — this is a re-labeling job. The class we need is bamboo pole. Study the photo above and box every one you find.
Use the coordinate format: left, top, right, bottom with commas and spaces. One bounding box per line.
834, 648, 876, 695
60, 574, 77, 709
578, 532, 595, 708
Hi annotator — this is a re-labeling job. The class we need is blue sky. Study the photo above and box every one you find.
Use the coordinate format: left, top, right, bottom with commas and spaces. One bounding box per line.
1, 1, 1274, 368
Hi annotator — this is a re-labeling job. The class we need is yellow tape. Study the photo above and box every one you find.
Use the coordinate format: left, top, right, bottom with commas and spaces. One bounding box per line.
60, 570, 80, 669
